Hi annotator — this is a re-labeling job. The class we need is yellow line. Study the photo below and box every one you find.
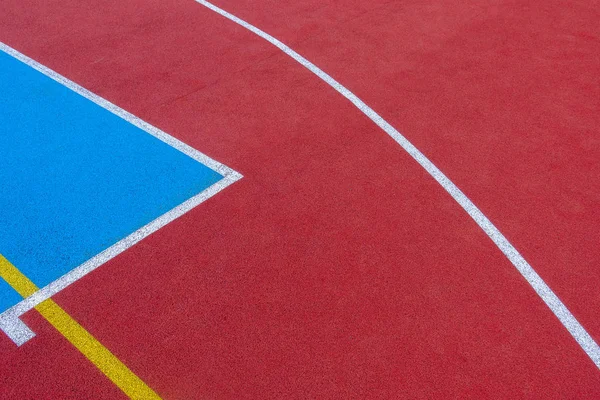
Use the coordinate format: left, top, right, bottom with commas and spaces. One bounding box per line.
0, 255, 38, 298
0, 254, 161, 399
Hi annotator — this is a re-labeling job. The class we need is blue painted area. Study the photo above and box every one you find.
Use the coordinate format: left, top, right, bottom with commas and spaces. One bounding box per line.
0, 278, 22, 311
0, 51, 223, 313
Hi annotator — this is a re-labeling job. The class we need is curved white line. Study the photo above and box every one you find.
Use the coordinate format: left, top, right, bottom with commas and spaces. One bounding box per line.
194, 0, 600, 368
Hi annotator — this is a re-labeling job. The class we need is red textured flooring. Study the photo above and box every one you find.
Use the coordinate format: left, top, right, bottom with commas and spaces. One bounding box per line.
1, 0, 599, 398
209, 0, 600, 340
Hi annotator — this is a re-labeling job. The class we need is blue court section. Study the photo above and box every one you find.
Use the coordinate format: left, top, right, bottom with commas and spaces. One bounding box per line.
0, 50, 223, 313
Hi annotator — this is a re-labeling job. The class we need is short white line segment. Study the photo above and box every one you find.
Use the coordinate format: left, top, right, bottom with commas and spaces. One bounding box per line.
194, 0, 600, 368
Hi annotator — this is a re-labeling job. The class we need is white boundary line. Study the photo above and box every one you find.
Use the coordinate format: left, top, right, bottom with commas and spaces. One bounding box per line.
0, 42, 242, 345
194, 0, 600, 368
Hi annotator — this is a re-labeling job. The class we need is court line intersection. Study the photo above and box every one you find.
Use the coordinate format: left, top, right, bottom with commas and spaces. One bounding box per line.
0, 255, 160, 399
0, 41, 242, 346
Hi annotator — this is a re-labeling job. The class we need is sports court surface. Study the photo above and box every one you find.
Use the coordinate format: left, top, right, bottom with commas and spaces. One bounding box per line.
1, 0, 599, 398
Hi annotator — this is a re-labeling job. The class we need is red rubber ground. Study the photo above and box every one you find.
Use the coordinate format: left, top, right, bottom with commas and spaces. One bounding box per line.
1, 0, 599, 398
208, 0, 600, 342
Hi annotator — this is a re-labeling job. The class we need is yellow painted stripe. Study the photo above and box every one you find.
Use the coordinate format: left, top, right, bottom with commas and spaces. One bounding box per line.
0, 255, 38, 297
0, 254, 161, 399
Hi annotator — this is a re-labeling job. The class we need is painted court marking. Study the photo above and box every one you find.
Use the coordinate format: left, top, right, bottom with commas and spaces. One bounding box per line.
0, 42, 242, 345
0, 255, 160, 399
194, 0, 600, 368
